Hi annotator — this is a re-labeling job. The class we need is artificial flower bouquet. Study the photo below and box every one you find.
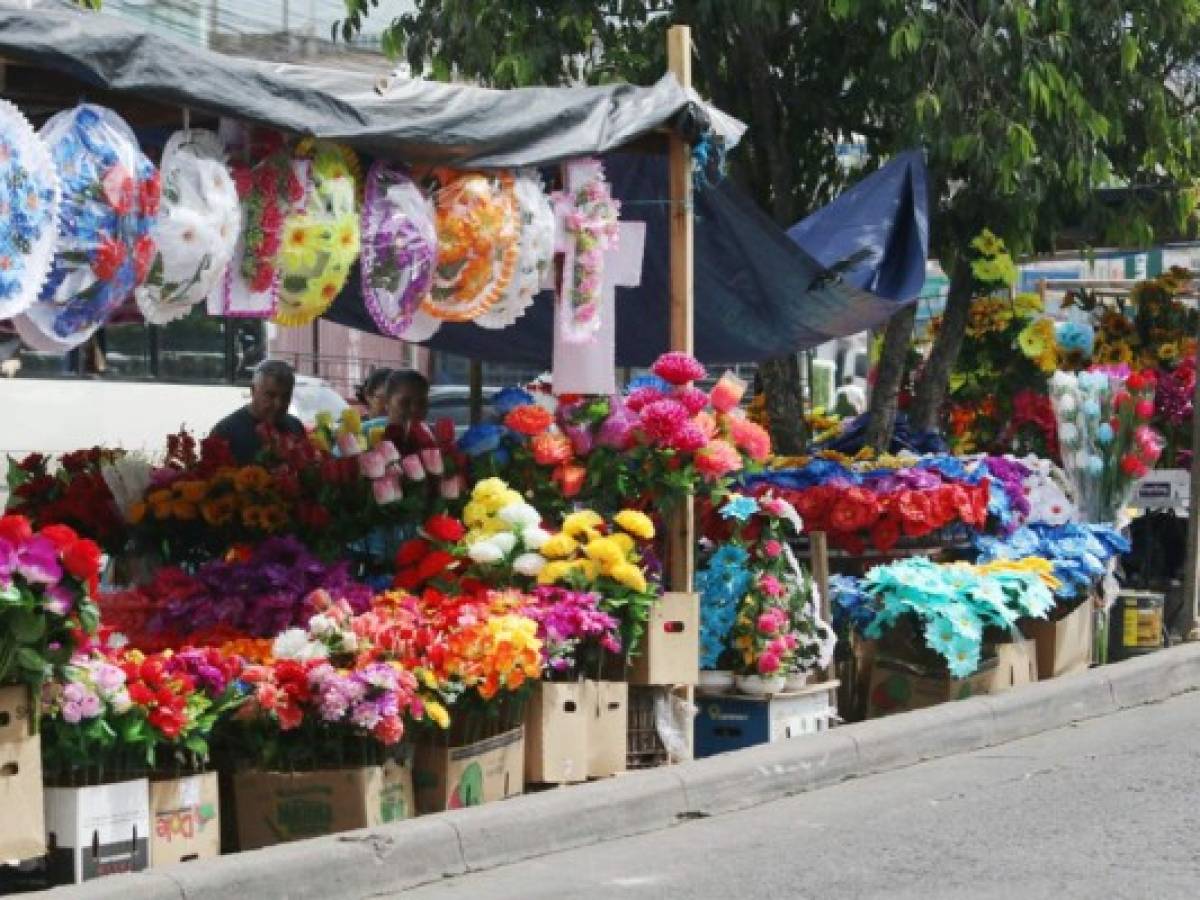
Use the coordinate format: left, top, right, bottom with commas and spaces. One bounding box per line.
855, 556, 1056, 678
0, 515, 102, 695
98, 537, 373, 652
1049, 368, 1164, 525
39, 644, 246, 785
5, 448, 131, 557
456, 352, 769, 518
698, 493, 833, 688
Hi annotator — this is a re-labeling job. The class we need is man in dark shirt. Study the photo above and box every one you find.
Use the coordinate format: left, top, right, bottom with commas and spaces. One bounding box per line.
210, 360, 306, 464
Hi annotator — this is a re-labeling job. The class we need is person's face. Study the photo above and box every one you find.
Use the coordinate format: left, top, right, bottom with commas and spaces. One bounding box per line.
367, 385, 389, 418
250, 375, 293, 423
387, 384, 428, 426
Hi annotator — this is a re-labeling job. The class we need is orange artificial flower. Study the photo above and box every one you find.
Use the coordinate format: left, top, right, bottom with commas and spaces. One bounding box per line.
504, 404, 553, 436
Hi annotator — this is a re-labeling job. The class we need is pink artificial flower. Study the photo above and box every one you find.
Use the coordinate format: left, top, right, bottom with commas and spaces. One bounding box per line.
1135, 399, 1155, 420
759, 574, 784, 598
669, 422, 709, 453
337, 432, 363, 458
652, 351, 707, 386
377, 440, 400, 464
695, 439, 743, 481
710, 372, 747, 413
639, 399, 690, 443
440, 474, 464, 500
401, 455, 426, 481
693, 411, 719, 440
757, 652, 781, 675
359, 449, 386, 480
674, 385, 710, 416
625, 386, 665, 412
763, 540, 782, 559
597, 405, 638, 450
757, 611, 781, 634
420, 446, 444, 476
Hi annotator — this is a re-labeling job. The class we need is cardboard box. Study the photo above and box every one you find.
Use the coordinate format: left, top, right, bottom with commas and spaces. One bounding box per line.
866, 639, 1037, 718
694, 682, 837, 759
629, 592, 699, 686
584, 680, 627, 778
525, 682, 588, 784
1022, 601, 1093, 680
233, 760, 415, 851
0, 684, 45, 861
1133, 468, 1190, 510
414, 727, 524, 815
149, 773, 220, 867
44, 778, 150, 884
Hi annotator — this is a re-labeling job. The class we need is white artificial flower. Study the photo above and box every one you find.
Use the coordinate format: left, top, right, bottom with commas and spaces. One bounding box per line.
273, 628, 328, 661
109, 689, 132, 715
512, 552, 547, 577
1058, 422, 1079, 446
522, 526, 551, 550
490, 532, 518, 554
467, 540, 505, 565
1058, 392, 1077, 415
498, 502, 541, 529
308, 613, 337, 637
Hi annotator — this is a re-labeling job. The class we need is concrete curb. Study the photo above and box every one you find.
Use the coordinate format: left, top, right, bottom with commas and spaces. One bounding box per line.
44, 644, 1200, 899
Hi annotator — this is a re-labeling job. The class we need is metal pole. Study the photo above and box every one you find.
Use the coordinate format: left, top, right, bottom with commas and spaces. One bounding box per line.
468, 359, 484, 426
1181, 315, 1200, 640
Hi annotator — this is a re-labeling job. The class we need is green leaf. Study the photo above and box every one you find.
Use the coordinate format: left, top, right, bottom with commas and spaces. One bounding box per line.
15, 647, 46, 674
1120, 35, 1140, 73
10, 611, 45, 643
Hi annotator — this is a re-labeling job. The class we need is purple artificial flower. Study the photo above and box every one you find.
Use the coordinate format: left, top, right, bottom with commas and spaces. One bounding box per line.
0, 538, 16, 587
43, 583, 75, 616
17, 536, 62, 585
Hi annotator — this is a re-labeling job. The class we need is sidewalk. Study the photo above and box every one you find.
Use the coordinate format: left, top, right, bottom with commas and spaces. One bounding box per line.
44, 643, 1200, 900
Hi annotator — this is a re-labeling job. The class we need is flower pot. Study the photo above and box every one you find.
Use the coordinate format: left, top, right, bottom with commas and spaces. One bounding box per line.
783, 671, 810, 692
735, 674, 786, 696
698, 670, 735, 692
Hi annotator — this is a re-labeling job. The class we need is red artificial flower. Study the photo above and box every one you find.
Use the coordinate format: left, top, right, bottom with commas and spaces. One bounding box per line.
871, 514, 902, 552
651, 351, 707, 386
0, 514, 33, 545
552, 463, 587, 498
504, 405, 554, 436
133, 235, 156, 284
138, 172, 162, 217
532, 432, 573, 466
433, 417, 457, 446
91, 237, 127, 281
1127, 372, 1146, 391
231, 166, 253, 198
39, 524, 80, 550
102, 164, 135, 214
790, 487, 831, 532
896, 490, 934, 537
128, 682, 156, 706
424, 515, 465, 544
62, 538, 103, 582
396, 539, 431, 568
250, 264, 275, 294
416, 550, 457, 583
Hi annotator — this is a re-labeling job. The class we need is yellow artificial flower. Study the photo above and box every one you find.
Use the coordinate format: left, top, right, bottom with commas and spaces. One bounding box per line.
332, 216, 361, 256
609, 562, 648, 593
570, 559, 600, 582
310, 432, 331, 453
584, 537, 625, 572
462, 501, 489, 527
368, 426, 385, 449
609, 532, 635, 554
148, 489, 173, 506
174, 480, 209, 503
471, 477, 511, 507
1017, 318, 1054, 361
540, 533, 579, 559
281, 220, 320, 271
171, 500, 198, 521
537, 560, 573, 585
425, 700, 450, 730
339, 407, 362, 436
562, 510, 603, 538
1012, 292, 1044, 317
613, 509, 655, 540
234, 466, 272, 493
315, 410, 334, 431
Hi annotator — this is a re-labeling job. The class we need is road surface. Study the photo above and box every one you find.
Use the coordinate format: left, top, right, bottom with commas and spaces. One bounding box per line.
396, 690, 1200, 900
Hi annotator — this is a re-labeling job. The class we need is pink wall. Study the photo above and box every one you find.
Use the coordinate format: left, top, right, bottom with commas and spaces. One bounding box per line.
268, 322, 430, 398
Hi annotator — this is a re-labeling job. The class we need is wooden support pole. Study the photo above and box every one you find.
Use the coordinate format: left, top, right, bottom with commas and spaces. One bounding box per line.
1181, 315, 1200, 640
666, 24, 695, 594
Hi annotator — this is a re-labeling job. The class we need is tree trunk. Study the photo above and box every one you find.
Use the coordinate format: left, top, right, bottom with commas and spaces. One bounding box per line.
908, 257, 974, 434
864, 303, 917, 452
760, 355, 807, 455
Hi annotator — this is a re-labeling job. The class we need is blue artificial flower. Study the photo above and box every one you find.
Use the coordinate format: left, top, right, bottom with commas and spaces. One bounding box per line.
946, 633, 982, 679
457, 423, 504, 457
710, 544, 750, 571
493, 386, 536, 415
1096, 423, 1114, 445
627, 373, 670, 393
719, 493, 760, 522
1083, 399, 1102, 420
1055, 321, 1095, 355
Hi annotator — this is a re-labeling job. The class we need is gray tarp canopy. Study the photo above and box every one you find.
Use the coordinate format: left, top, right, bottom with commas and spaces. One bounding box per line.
0, 0, 723, 167
0, 1, 920, 364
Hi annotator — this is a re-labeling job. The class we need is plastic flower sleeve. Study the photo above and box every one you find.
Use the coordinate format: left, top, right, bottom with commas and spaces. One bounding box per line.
222, 127, 303, 318
422, 170, 520, 322
0, 99, 60, 321
272, 141, 361, 327
475, 170, 554, 330
135, 129, 239, 325
359, 162, 435, 337
16, 104, 158, 351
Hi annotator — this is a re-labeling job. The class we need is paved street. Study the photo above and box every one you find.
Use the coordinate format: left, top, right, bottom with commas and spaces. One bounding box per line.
397, 691, 1200, 900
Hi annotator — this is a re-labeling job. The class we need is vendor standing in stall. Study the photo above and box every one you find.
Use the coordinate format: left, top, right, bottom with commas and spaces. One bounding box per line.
210, 360, 306, 464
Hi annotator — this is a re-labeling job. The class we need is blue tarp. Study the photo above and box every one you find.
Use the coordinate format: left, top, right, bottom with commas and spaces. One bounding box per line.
326, 151, 929, 366
787, 150, 929, 303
